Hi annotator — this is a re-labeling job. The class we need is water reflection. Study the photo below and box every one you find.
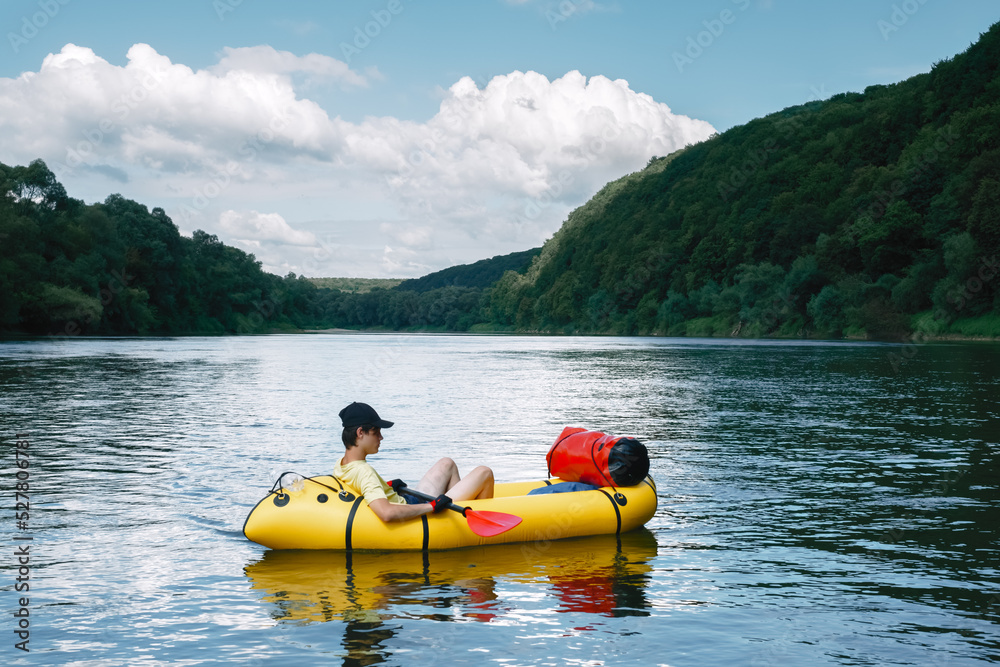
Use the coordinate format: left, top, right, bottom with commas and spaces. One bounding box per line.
245, 530, 657, 662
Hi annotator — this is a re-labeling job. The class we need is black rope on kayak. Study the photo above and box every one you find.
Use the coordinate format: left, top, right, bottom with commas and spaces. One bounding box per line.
547, 430, 576, 479
551, 431, 627, 502
590, 440, 617, 492
269, 471, 304, 497
270, 471, 358, 501
317, 475, 359, 501
591, 439, 629, 505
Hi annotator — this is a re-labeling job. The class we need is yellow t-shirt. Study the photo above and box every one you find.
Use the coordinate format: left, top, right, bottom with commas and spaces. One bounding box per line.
334, 458, 406, 505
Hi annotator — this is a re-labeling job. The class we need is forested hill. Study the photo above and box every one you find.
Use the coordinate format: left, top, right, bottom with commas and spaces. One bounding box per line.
395, 248, 541, 293
486, 21, 1000, 339
0, 160, 321, 335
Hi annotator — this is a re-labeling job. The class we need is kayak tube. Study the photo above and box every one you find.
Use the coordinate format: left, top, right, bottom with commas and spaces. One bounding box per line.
243, 475, 657, 551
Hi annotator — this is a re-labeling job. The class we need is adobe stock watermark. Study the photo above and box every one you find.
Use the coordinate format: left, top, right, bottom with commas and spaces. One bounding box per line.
717, 85, 829, 201
383, 74, 491, 216
339, 0, 411, 64
843, 125, 958, 246
877, 0, 931, 41
298, 232, 342, 279
236, 293, 286, 334
175, 105, 292, 224
546, 0, 589, 31
879, 463, 975, 547
979, 592, 1000, 622
11, 432, 32, 653
51, 65, 168, 180
213, 0, 244, 21
519, 501, 586, 562
887, 254, 998, 373
509, 121, 624, 235
673, 0, 750, 74
750, 625, 842, 667
358, 338, 407, 394
48, 267, 135, 339
8, 0, 71, 54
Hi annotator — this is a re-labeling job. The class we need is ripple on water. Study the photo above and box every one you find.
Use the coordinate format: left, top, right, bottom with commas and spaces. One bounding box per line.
0, 336, 996, 666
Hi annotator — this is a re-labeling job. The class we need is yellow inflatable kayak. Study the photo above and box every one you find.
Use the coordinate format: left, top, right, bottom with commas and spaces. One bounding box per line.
243, 475, 657, 550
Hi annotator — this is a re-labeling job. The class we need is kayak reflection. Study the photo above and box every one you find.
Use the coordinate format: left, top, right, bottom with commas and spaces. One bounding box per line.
245, 529, 659, 625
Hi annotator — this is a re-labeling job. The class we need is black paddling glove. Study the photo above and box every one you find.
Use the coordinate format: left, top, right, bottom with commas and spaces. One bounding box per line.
429, 494, 452, 513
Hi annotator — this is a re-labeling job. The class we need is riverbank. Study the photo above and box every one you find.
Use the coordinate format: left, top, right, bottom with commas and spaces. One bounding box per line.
4, 312, 999, 343
296, 326, 1000, 342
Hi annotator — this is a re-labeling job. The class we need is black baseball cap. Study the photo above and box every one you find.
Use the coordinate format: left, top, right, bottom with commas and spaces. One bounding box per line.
339, 402, 394, 429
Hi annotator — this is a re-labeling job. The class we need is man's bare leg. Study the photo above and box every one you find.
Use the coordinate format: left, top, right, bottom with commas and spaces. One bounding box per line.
414, 458, 494, 500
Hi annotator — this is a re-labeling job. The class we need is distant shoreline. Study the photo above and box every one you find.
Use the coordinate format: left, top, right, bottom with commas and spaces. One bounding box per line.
2, 329, 998, 342
295, 328, 1000, 342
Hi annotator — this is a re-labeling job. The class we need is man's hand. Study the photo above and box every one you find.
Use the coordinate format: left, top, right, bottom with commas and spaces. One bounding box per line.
429, 494, 452, 513
387, 479, 406, 490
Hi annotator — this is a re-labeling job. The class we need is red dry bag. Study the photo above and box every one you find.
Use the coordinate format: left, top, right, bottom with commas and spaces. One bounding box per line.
546, 427, 650, 487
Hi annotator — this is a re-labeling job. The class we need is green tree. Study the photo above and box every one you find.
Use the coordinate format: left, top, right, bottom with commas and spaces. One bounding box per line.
967, 177, 1000, 257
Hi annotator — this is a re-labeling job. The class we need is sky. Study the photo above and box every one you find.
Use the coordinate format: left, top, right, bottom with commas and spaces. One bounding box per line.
1, 1, 997, 278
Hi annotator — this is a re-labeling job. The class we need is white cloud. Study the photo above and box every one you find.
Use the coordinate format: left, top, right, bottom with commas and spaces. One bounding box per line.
0, 44, 716, 278
377, 69, 715, 202
219, 210, 328, 276
0, 43, 345, 177
379, 222, 434, 250
219, 210, 319, 247
356, 69, 715, 253
278, 19, 323, 36
211, 45, 371, 88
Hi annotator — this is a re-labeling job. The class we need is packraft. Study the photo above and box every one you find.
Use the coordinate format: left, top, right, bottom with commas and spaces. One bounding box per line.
243, 475, 657, 550
243, 427, 656, 551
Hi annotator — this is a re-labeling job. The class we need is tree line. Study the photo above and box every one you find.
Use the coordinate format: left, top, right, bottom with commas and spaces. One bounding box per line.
2, 22, 998, 339
0, 160, 499, 336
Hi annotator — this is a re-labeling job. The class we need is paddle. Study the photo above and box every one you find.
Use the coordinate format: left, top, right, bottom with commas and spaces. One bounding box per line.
388, 480, 522, 538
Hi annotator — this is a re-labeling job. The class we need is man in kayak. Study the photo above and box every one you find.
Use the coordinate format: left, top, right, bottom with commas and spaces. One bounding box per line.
334, 402, 495, 522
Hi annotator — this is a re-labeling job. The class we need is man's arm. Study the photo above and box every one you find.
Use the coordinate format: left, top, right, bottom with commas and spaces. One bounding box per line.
367, 497, 433, 522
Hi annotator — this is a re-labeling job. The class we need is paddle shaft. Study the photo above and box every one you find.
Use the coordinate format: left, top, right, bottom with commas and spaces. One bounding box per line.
388, 480, 522, 537
393, 484, 469, 516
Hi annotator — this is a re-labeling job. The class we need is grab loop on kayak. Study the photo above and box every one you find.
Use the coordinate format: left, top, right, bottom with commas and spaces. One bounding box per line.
324, 476, 357, 502
270, 472, 305, 494
268, 472, 304, 507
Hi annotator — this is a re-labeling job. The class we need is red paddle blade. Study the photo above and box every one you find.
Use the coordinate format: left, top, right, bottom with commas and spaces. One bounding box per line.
465, 509, 522, 537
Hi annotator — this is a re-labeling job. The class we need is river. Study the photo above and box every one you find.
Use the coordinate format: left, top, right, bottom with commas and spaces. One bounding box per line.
0, 334, 997, 665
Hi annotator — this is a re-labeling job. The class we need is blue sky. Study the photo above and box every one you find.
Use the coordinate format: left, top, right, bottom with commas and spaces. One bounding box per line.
1, 0, 997, 277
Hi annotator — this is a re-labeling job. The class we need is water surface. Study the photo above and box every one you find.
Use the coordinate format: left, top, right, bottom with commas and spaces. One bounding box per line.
0, 334, 997, 665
